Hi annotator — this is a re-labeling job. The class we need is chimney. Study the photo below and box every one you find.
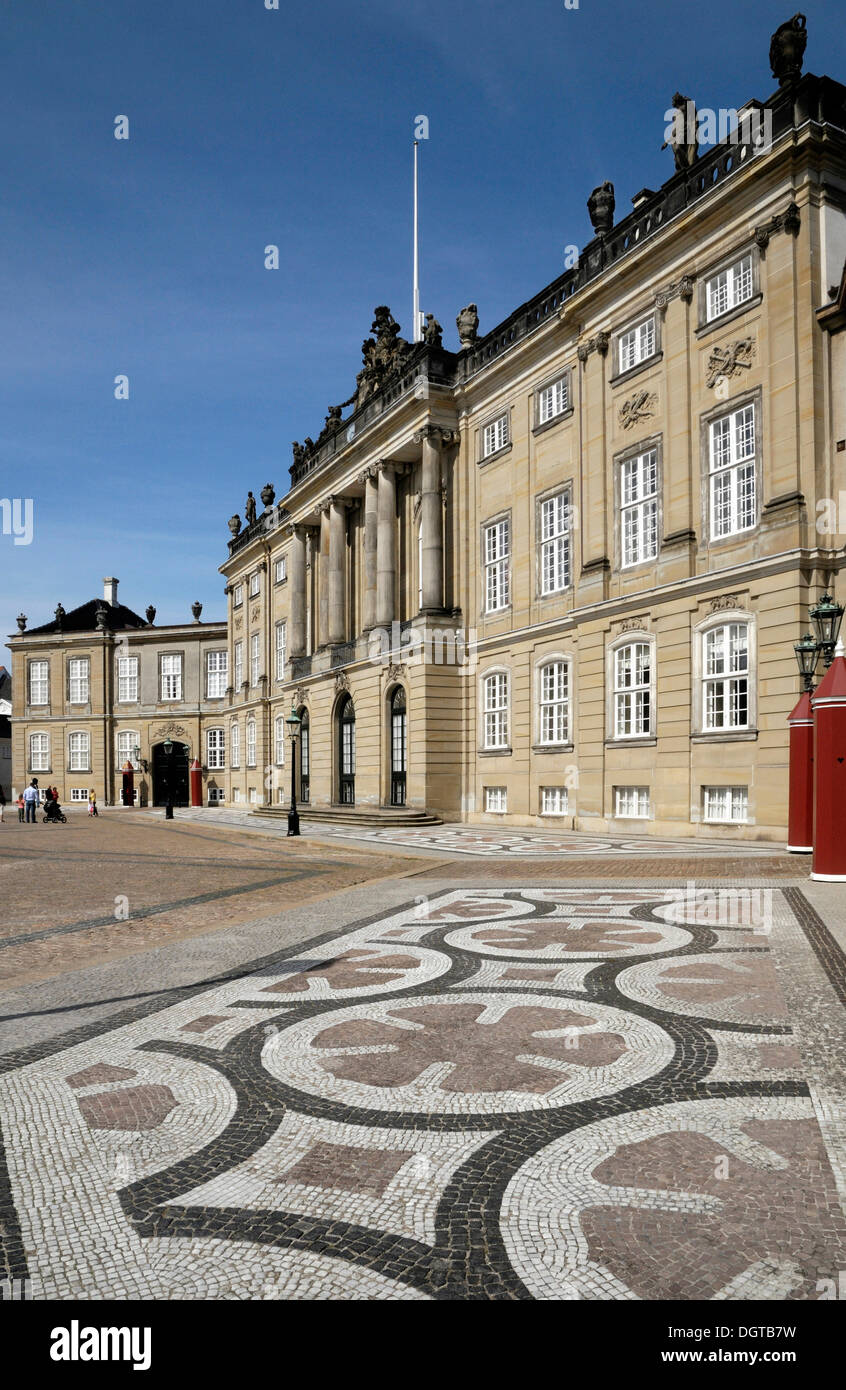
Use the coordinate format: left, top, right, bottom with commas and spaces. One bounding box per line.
103, 577, 119, 607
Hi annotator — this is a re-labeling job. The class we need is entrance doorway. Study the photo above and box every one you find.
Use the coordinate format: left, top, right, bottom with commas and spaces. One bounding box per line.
152, 741, 189, 807
299, 709, 310, 803
390, 686, 407, 806
338, 695, 355, 804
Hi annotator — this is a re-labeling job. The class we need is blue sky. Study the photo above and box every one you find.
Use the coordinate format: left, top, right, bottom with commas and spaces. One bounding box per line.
1, 0, 844, 668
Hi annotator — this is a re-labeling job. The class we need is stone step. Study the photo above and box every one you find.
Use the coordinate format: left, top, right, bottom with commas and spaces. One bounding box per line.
251, 805, 442, 828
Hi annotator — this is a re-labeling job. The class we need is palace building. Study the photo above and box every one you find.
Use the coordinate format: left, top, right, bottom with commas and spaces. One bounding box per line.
9, 20, 846, 838
218, 22, 846, 842
8, 581, 227, 808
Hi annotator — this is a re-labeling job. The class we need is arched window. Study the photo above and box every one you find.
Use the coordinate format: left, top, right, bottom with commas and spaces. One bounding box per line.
246, 717, 257, 767
69, 730, 91, 772
390, 686, 407, 806
299, 708, 310, 802
613, 642, 651, 738
274, 715, 286, 766
703, 621, 749, 730
538, 661, 569, 744
116, 730, 140, 769
206, 727, 225, 770
482, 671, 509, 749
338, 696, 356, 804
230, 721, 241, 769
29, 731, 50, 772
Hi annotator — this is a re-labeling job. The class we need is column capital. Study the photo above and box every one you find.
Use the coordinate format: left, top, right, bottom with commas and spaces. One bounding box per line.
413, 424, 459, 447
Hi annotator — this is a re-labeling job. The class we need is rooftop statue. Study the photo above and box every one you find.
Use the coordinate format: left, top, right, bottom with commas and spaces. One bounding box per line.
456, 304, 479, 348
587, 182, 615, 236
770, 14, 807, 86
244, 491, 257, 526
354, 306, 412, 409
423, 313, 443, 348
662, 92, 699, 171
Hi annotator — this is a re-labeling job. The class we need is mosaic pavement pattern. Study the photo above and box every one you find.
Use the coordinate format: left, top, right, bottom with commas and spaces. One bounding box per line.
170, 809, 782, 857
0, 885, 843, 1300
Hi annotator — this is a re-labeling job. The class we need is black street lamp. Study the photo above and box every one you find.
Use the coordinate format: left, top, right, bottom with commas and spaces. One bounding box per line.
286, 705, 301, 837
810, 592, 845, 669
163, 735, 174, 820
793, 633, 820, 692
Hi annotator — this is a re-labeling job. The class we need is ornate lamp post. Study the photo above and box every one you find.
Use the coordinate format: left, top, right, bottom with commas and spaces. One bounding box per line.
786, 635, 820, 854
810, 593, 844, 669
793, 633, 821, 692
163, 736, 174, 820
286, 705, 301, 837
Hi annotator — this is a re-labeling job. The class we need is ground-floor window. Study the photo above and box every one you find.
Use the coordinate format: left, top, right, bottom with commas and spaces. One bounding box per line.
703, 786, 748, 823
208, 787, 225, 804
541, 786, 568, 816
249, 786, 257, 804
233, 788, 242, 803
615, 786, 650, 819
485, 786, 507, 813
69, 788, 88, 802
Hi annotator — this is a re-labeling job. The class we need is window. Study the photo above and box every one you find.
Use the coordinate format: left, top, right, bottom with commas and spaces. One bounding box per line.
483, 672, 509, 749
160, 653, 182, 701
68, 657, 90, 704
234, 641, 243, 689
233, 787, 242, 803
538, 375, 569, 425
206, 651, 228, 699
706, 254, 753, 322
618, 316, 656, 374
703, 622, 749, 730
208, 786, 225, 804
484, 519, 510, 613
249, 572, 260, 597
621, 449, 658, 566
541, 787, 568, 816
230, 722, 241, 768
539, 493, 571, 595
485, 786, 507, 812
275, 622, 286, 680
249, 786, 258, 804
116, 731, 138, 768
274, 555, 287, 584
29, 660, 49, 705
704, 786, 749, 823
250, 633, 261, 688
207, 727, 225, 770
539, 661, 569, 744
233, 583, 244, 607
482, 413, 509, 458
70, 788, 88, 802
69, 731, 90, 771
29, 732, 49, 771
709, 403, 756, 539
615, 786, 650, 818
274, 715, 286, 766
614, 642, 651, 738
246, 717, 256, 767
116, 655, 139, 702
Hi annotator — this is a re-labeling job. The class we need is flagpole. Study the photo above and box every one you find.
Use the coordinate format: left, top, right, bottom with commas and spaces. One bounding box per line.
413, 139, 421, 343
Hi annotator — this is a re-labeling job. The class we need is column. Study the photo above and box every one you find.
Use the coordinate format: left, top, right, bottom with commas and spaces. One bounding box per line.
328, 497, 346, 645
362, 469, 378, 631
289, 526, 307, 658
376, 463, 397, 627
318, 506, 330, 648
420, 427, 445, 612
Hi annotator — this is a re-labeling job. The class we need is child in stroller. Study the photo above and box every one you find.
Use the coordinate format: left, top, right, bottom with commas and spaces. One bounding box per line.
43, 788, 67, 824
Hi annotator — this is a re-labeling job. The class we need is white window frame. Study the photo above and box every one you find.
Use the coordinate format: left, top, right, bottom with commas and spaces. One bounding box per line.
541, 786, 568, 816
70, 787, 88, 802
701, 620, 750, 732
230, 721, 241, 768
612, 639, 653, 739
250, 633, 261, 688
116, 730, 139, 769
160, 653, 183, 702
538, 491, 571, 595
274, 715, 286, 766
481, 669, 510, 750
116, 654, 139, 703
538, 659, 570, 745
207, 727, 225, 770
537, 374, 570, 426
29, 660, 49, 706
68, 657, 90, 705
708, 402, 757, 540
232, 583, 244, 607
29, 731, 50, 771
208, 786, 226, 805
620, 449, 658, 567
482, 413, 509, 459
69, 730, 90, 772
484, 786, 507, 813
274, 555, 287, 584
206, 650, 228, 700
234, 641, 243, 690
615, 786, 650, 819
246, 717, 257, 768
249, 572, 260, 597
275, 622, 286, 681
706, 253, 753, 323
618, 315, 656, 374
484, 518, 510, 613
704, 786, 749, 823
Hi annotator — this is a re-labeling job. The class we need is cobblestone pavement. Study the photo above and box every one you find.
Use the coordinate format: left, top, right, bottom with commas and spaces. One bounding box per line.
1, 870, 844, 1300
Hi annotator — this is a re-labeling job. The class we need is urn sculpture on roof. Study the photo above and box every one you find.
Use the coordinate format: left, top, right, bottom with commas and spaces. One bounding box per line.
587, 182, 615, 237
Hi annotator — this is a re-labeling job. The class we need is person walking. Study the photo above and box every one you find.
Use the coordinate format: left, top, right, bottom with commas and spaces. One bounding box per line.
23, 780, 39, 823
0, 788, 5, 824
16, 793, 24, 823
88, 789, 98, 818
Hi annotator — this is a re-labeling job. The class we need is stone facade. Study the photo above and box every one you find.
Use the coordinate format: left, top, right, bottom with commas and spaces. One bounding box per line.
8, 582, 227, 807
220, 65, 846, 843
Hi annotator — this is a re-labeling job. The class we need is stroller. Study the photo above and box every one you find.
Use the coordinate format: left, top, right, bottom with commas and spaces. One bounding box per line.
43, 796, 67, 824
